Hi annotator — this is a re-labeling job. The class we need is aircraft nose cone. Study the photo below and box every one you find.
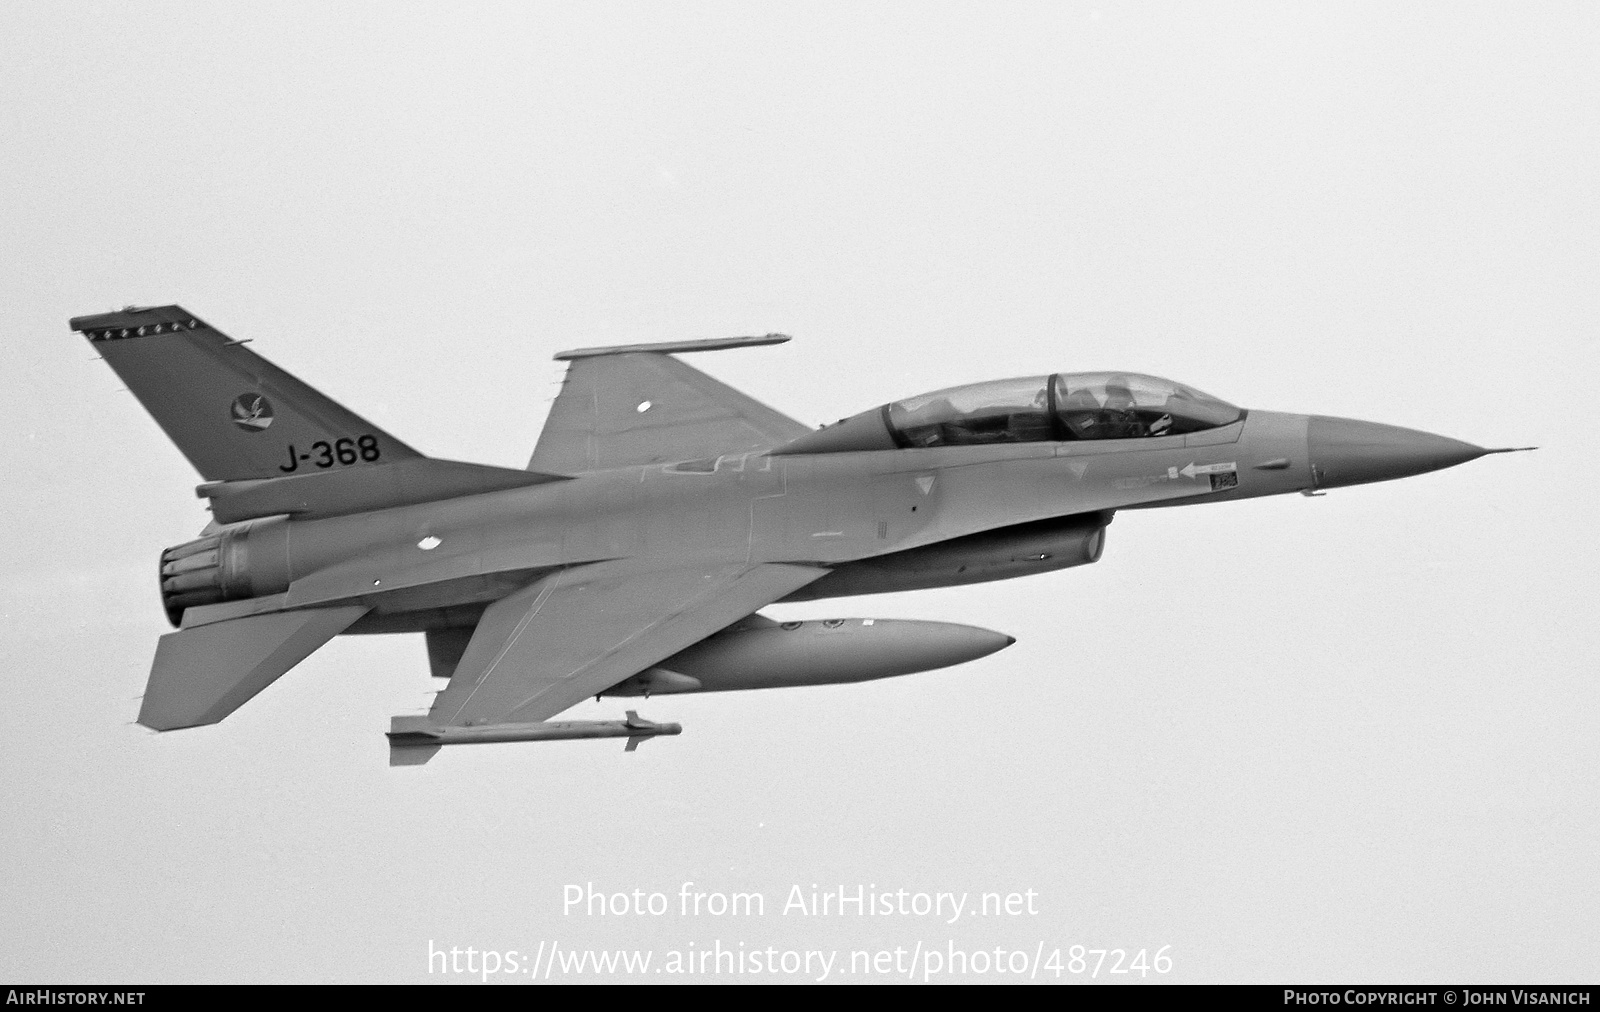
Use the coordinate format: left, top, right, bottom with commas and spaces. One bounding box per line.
1308, 415, 1488, 489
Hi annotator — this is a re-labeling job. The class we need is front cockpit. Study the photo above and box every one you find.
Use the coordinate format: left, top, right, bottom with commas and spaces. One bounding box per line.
774, 372, 1244, 455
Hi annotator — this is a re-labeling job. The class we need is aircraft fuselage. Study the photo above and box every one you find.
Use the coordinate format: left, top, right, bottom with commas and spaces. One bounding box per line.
170, 408, 1328, 634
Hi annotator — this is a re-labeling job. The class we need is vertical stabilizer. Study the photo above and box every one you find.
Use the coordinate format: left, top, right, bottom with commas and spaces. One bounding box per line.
139, 605, 368, 730
71, 306, 421, 481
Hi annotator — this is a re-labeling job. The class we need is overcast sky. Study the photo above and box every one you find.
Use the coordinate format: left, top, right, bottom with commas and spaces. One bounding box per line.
2, 1, 1596, 984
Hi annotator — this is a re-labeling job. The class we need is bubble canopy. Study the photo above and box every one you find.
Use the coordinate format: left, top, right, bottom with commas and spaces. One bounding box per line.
887, 372, 1243, 448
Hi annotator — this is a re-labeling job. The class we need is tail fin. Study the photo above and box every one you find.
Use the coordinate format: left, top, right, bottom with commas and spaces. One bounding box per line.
72, 305, 422, 481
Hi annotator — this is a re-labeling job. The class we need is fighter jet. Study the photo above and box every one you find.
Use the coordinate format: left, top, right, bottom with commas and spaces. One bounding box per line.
71, 306, 1529, 764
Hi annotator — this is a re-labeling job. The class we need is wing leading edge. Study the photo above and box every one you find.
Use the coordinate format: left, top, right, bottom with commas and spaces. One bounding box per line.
425, 561, 827, 728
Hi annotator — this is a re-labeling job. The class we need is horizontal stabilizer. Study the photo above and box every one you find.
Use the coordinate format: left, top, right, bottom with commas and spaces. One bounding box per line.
139, 605, 368, 730
200, 456, 571, 524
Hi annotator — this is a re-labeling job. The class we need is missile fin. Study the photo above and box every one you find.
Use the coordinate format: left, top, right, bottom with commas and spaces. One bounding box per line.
390, 742, 442, 766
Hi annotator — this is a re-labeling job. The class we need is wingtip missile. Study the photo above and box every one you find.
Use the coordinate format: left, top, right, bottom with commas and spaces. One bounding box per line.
553, 334, 790, 361
386, 712, 683, 765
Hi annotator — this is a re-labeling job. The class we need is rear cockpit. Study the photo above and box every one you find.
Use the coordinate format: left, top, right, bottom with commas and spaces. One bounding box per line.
775, 372, 1243, 455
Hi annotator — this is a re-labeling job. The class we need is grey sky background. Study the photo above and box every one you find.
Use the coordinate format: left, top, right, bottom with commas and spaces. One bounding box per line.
2, 2, 1595, 984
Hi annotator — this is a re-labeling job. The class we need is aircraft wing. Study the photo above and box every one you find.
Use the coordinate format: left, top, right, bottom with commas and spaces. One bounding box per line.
426, 560, 826, 727
528, 337, 811, 473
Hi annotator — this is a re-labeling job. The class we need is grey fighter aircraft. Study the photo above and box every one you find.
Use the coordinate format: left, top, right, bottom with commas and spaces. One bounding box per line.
72, 306, 1529, 764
